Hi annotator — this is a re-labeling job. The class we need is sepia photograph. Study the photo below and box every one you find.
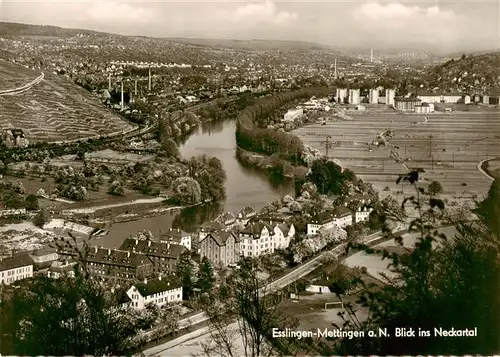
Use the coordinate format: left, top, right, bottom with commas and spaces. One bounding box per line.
0, 0, 498, 355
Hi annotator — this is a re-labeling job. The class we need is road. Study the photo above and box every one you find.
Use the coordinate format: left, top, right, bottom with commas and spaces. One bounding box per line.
141, 231, 386, 356
477, 157, 497, 182
0, 72, 45, 96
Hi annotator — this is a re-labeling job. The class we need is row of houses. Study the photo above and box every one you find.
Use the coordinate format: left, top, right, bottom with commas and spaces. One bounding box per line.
197, 202, 373, 267
394, 92, 500, 112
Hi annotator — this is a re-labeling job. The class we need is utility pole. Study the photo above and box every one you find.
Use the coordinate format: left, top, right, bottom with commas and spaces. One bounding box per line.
108, 75, 111, 91
429, 135, 433, 158
325, 135, 332, 157
135, 79, 138, 96
292, 152, 297, 199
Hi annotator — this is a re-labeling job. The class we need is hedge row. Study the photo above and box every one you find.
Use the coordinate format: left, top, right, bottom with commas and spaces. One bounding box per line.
235, 87, 331, 163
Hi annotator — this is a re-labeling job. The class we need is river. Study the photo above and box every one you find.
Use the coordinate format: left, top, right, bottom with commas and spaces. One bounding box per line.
97, 119, 293, 248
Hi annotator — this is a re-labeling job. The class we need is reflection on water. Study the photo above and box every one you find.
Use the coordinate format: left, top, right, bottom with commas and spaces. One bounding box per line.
179, 119, 294, 213
99, 119, 294, 248
172, 203, 222, 233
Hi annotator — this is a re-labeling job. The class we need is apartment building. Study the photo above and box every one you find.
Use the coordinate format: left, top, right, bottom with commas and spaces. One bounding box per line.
119, 238, 186, 273
199, 231, 240, 267
0, 254, 33, 285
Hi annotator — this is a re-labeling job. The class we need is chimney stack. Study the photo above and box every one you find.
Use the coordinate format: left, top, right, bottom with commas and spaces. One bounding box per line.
108, 249, 111, 255
144, 278, 147, 284
135, 239, 138, 245
94, 247, 98, 253
148, 68, 152, 92
127, 251, 130, 258
147, 241, 151, 247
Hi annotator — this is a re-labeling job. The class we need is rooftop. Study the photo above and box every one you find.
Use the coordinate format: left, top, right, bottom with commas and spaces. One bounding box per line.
240, 221, 274, 238
133, 276, 182, 297
119, 238, 186, 259
0, 254, 33, 271
203, 231, 239, 246
84, 247, 153, 268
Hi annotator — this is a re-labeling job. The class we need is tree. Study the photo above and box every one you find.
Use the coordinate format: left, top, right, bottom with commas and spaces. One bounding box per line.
32, 209, 48, 228
334, 170, 500, 355
307, 158, 351, 195
175, 251, 196, 300
200, 258, 321, 357
25, 194, 39, 211
197, 257, 215, 293
171, 176, 202, 205
161, 139, 180, 158
476, 178, 500, 236
108, 181, 124, 196
428, 180, 443, 196
0, 255, 157, 355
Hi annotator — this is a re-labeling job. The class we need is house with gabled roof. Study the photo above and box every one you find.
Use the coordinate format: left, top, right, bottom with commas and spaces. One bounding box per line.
119, 238, 186, 273
272, 223, 296, 250
159, 228, 192, 250
236, 206, 257, 225
239, 221, 277, 257
198, 220, 227, 241
215, 212, 237, 228
307, 207, 353, 236
199, 231, 240, 267
83, 247, 154, 281
126, 276, 183, 309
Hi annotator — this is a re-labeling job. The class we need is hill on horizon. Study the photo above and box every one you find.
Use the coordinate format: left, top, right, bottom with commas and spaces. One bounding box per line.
0, 21, 340, 53
168, 37, 337, 53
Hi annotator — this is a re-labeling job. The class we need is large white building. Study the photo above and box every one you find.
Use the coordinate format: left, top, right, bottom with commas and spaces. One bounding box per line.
385, 89, 396, 106
417, 93, 465, 104
283, 108, 304, 122
348, 89, 361, 105
369, 89, 379, 104
160, 228, 192, 251
239, 222, 295, 257
0, 254, 33, 285
126, 276, 183, 309
336, 88, 348, 103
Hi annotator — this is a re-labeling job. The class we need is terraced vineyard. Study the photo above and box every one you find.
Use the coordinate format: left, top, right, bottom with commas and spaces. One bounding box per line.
0, 59, 37, 88
0, 60, 134, 143
294, 108, 500, 201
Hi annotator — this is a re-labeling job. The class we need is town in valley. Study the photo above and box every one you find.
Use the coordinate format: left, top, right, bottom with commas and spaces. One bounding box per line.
0, 1, 499, 356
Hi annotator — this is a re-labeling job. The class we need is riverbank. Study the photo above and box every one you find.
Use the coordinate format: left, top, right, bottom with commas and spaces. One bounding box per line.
235, 146, 309, 179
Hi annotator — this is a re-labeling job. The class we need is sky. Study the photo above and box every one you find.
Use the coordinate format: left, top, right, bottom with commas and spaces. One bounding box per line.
2, 0, 499, 53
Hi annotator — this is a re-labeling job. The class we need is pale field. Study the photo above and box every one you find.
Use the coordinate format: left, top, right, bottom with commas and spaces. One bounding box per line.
294, 109, 500, 202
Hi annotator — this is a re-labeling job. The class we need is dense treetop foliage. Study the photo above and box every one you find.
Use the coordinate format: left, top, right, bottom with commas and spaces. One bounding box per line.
235, 87, 330, 163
